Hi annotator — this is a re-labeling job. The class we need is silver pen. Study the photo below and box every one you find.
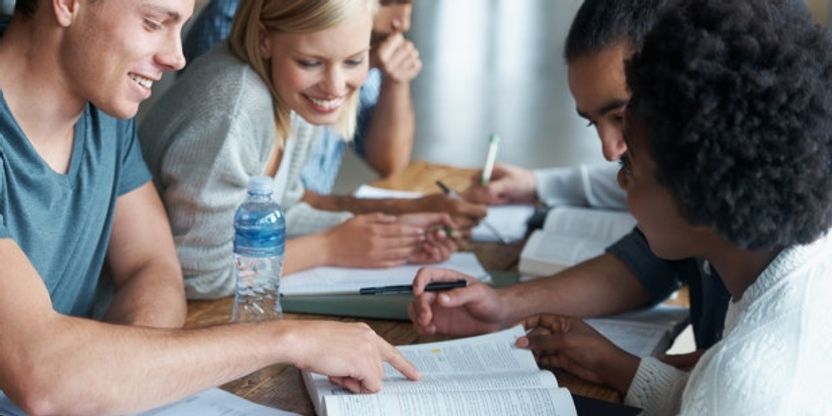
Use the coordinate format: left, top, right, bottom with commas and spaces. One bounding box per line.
435, 180, 510, 244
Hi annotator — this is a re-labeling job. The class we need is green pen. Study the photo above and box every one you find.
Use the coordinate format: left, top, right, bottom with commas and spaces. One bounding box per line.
442, 225, 456, 238
481, 134, 501, 186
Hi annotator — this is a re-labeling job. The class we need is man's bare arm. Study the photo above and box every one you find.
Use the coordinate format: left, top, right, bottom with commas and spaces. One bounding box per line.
104, 183, 186, 328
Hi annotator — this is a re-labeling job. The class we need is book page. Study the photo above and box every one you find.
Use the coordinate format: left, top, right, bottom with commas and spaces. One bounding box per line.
354, 185, 422, 199
324, 387, 577, 416
471, 204, 536, 243
320, 371, 557, 396
586, 305, 690, 357
528, 232, 609, 266
585, 319, 672, 357
304, 326, 557, 413
519, 207, 635, 277
281, 252, 488, 296
392, 325, 540, 377
543, 206, 635, 242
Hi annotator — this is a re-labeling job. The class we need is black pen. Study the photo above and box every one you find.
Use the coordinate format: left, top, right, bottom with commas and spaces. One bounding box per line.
359, 279, 468, 295
435, 180, 458, 197
435, 180, 510, 244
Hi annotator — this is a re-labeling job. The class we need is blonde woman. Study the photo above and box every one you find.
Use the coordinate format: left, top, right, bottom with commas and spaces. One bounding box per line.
140, 0, 466, 299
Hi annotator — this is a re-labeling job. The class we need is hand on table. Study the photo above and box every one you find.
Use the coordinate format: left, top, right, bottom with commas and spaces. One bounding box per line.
325, 213, 425, 268
517, 314, 640, 394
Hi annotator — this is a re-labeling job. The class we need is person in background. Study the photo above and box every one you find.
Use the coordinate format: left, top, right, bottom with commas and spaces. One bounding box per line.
410, 0, 731, 370
0, 0, 419, 414
183, 0, 422, 195
0, 0, 13, 33
519, 1, 832, 413
139, 0, 467, 300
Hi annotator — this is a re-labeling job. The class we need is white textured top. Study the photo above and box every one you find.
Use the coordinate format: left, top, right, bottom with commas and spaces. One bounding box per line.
139, 45, 351, 299
534, 163, 626, 209
625, 231, 832, 415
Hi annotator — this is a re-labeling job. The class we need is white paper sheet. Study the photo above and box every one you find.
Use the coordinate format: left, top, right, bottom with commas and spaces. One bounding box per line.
281, 252, 489, 296
471, 204, 536, 243
138, 388, 299, 416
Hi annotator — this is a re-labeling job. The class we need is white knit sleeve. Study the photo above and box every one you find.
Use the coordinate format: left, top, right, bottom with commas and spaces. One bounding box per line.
625, 357, 690, 416
159, 103, 272, 300
534, 163, 626, 209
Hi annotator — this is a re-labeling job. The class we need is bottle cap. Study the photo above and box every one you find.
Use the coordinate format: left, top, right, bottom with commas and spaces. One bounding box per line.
248, 176, 273, 195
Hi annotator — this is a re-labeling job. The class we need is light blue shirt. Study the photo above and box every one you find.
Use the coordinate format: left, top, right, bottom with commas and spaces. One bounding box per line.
0, 92, 151, 317
301, 68, 382, 193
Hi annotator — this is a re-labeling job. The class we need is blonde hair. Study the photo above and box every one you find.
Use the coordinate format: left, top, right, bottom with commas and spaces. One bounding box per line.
229, 0, 378, 141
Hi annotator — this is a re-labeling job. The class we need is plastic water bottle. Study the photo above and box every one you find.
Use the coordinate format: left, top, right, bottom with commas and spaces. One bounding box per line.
232, 176, 285, 322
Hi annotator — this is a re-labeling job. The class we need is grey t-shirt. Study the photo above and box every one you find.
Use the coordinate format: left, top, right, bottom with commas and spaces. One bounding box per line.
607, 228, 731, 349
0, 92, 151, 317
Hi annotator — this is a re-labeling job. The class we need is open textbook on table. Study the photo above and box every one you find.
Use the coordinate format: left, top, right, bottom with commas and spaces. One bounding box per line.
302, 326, 578, 416
519, 206, 636, 279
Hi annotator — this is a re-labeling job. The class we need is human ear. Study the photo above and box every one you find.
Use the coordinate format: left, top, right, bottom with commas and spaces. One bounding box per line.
259, 22, 272, 59
52, 0, 79, 27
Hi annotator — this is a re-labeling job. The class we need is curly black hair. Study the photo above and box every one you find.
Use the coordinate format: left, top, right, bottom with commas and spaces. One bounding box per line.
626, 0, 832, 250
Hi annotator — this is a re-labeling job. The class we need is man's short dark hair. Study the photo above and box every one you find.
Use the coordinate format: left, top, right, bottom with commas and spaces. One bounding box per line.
15, 0, 37, 17
564, 0, 673, 62
626, 0, 832, 250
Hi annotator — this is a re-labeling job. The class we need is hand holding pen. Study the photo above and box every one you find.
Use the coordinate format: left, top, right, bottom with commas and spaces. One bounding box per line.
436, 180, 509, 244
463, 134, 538, 205
409, 268, 506, 337
463, 163, 538, 205
397, 212, 461, 264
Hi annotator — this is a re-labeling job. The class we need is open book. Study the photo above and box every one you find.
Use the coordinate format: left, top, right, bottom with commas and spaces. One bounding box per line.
302, 326, 578, 416
519, 206, 636, 278
586, 304, 690, 357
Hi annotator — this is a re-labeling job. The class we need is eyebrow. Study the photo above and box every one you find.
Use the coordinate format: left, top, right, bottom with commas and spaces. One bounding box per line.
141, 4, 183, 23
576, 98, 628, 120
294, 48, 370, 61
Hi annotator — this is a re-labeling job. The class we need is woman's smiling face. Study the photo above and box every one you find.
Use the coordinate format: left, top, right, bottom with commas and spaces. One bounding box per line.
263, 10, 372, 126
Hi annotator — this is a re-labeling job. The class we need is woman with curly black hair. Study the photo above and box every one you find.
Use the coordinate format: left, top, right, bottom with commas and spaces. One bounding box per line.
519, 0, 832, 414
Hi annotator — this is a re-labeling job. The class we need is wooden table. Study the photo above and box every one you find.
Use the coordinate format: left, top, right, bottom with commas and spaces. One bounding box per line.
185, 161, 626, 414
